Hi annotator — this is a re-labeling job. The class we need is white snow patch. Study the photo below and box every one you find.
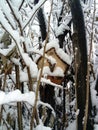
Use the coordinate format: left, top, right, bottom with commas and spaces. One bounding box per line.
20, 70, 28, 82
0, 0, 16, 29
56, 97, 62, 105
56, 23, 70, 36
22, 53, 38, 78
34, 124, 51, 130
56, 14, 71, 36
75, 109, 80, 116
66, 120, 76, 130
11, 58, 20, 65
46, 55, 57, 65
0, 43, 15, 56
0, 90, 35, 106
56, 48, 72, 65
90, 87, 98, 107
94, 124, 98, 130
11, 0, 22, 8
43, 66, 64, 77
43, 39, 59, 51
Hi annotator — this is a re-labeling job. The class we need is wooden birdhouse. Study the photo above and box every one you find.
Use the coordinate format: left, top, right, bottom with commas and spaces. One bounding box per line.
35, 39, 72, 85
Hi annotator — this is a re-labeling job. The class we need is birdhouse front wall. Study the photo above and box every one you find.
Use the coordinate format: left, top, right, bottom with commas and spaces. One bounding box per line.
37, 48, 69, 77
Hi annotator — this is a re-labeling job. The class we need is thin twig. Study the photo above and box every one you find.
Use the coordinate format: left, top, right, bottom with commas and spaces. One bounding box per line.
2, 72, 7, 91
19, 0, 25, 11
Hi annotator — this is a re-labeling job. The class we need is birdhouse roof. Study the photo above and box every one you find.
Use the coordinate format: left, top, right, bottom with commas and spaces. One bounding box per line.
34, 39, 72, 65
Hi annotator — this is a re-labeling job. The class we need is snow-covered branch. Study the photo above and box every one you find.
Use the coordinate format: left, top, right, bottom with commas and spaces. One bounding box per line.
0, 90, 35, 106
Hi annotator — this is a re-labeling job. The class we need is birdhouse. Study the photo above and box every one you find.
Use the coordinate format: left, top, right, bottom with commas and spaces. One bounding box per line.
35, 39, 72, 85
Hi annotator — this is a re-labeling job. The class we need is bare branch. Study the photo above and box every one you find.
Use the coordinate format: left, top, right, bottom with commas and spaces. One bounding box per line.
19, 0, 25, 11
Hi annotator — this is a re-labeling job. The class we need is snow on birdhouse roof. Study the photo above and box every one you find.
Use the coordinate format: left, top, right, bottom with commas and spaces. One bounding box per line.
43, 66, 64, 77
34, 39, 72, 65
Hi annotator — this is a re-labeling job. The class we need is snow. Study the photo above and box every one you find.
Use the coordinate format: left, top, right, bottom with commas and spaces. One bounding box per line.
75, 109, 80, 116
0, 126, 8, 130
94, 124, 98, 130
56, 23, 70, 36
91, 87, 98, 107
56, 48, 72, 65
42, 66, 64, 77
11, 57, 20, 66
41, 77, 63, 89
22, 53, 38, 78
0, 43, 16, 56
46, 55, 57, 65
0, 0, 16, 29
91, 41, 98, 108
34, 124, 51, 130
43, 39, 59, 51
0, 8, 20, 44
11, 0, 23, 8
10, 4, 21, 21
44, 1, 51, 14
20, 70, 28, 82
56, 97, 62, 105
0, 90, 35, 106
66, 120, 76, 130
56, 14, 71, 36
